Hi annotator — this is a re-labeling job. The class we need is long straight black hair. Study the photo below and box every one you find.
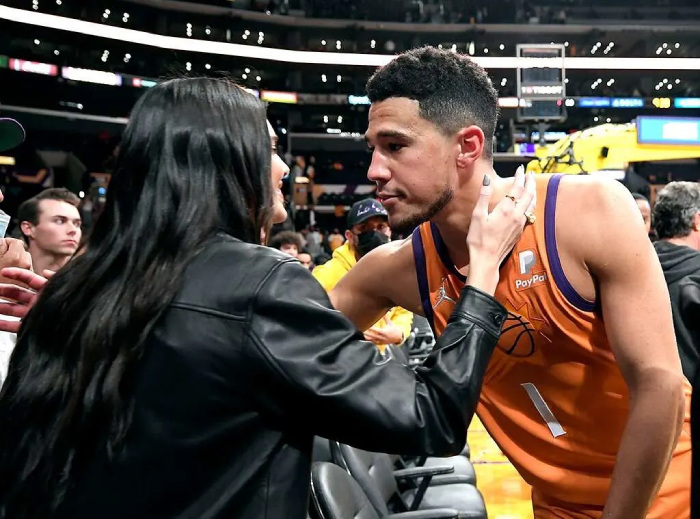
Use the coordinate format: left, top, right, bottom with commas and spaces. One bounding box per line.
0, 77, 272, 518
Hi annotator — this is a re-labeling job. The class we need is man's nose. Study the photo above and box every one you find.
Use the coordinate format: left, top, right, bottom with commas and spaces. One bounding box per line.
367, 151, 390, 183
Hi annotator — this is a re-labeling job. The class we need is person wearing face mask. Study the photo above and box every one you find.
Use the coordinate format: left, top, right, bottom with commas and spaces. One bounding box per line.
313, 198, 413, 351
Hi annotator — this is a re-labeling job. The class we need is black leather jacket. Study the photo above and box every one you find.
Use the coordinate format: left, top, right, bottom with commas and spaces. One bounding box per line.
57, 236, 507, 519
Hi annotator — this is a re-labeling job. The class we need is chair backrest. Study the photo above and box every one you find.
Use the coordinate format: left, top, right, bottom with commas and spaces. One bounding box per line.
309, 462, 381, 519
312, 437, 333, 463
407, 315, 435, 366
330, 442, 401, 516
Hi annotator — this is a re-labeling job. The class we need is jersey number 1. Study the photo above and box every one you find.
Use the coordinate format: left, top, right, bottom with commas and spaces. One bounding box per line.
521, 383, 566, 438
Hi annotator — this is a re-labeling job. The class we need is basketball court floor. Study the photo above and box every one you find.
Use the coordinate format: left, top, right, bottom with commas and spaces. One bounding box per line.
469, 416, 534, 519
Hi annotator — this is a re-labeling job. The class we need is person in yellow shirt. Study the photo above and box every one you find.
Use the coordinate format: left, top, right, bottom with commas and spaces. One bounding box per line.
313, 199, 413, 352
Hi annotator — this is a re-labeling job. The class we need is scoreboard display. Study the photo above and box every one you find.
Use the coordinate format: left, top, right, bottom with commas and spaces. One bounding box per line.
516, 44, 567, 122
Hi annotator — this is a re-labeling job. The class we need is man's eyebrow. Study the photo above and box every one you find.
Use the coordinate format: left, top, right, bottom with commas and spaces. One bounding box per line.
365, 129, 414, 143
271, 135, 279, 145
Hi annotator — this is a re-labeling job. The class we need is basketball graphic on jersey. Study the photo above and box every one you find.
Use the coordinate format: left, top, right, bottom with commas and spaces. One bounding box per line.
497, 301, 551, 358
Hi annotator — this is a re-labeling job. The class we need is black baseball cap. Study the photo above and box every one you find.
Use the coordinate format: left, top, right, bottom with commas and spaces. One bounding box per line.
347, 198, 389, 227
0, 118, 25, 153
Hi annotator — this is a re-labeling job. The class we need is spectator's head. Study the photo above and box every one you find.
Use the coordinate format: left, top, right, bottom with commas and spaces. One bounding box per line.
297, 248, 314, 270
0, 118, 25, 204
652, 182, 700, 249
345, 198, 392, 258
269, 230, 303, 257
365, 46, 499, 233
632, 193, 652, 235
18, 188, 82, 256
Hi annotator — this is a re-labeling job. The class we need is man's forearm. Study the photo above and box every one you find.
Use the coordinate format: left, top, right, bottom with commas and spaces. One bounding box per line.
602, 373, 685, 519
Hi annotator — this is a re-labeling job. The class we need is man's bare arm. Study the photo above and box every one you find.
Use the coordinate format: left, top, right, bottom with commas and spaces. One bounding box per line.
329, 239, 422, 332
576, 178, 685, 519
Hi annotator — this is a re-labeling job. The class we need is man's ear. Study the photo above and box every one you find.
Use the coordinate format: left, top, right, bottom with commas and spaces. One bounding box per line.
693, 212, 700, 232
455, 125, 486, 169
19, 221, 34, 241
344, 230, 354, 242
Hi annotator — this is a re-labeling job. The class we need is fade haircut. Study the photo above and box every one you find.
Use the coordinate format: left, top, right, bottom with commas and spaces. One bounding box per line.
366, 46, 500, 159
653, 181, 700, 239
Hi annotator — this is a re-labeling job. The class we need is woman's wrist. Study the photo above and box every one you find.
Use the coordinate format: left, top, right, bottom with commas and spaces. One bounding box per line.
465, 261, 500, 296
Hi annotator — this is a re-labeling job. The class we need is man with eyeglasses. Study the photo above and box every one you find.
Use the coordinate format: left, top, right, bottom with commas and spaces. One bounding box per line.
313, 198, 413, 351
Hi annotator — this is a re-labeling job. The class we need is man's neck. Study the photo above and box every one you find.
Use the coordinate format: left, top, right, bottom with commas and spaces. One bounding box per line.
665, 235, 700, 252
430, 168, 514, 269
29, 246, 70, 275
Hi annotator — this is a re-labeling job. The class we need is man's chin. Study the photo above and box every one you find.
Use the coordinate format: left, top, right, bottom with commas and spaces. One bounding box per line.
389, 214, 422, 235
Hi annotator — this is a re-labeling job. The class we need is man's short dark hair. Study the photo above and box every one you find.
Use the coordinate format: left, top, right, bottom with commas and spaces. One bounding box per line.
653, 182, 700, 239
366, 46, 499, 159
268, 230, 303, 251
632, 193, 649, 204
18, 188, 80, 225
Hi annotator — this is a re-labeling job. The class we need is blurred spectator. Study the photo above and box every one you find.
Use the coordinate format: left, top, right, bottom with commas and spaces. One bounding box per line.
305, 225, 323, 257
327, 228, 345, 251
652, 181, 700, 380
268, 230, 303, 257
18, 187, 81, 276
633, 193, 652, 238
313, 199, 413, 352
681, 274, 700, 519
314, 251, 331, 266
297, 248, 314, 271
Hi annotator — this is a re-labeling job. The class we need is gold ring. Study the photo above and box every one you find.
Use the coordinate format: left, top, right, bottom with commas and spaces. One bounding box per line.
505, 195, 516, 203
525, 212, 536, 225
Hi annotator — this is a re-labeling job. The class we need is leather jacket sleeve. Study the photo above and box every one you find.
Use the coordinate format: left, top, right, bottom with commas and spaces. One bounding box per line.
246, 260, 506, 456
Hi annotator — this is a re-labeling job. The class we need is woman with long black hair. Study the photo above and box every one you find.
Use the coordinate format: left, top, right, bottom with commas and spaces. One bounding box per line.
0, 77, 534, 519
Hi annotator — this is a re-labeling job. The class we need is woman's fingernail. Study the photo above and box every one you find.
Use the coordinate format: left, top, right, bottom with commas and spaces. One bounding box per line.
483, 175, 490, 186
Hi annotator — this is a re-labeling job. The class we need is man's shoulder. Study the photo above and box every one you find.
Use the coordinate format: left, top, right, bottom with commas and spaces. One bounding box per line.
557, 174, 628, 212
555, 175, 640, 242
553, 174, 653, 282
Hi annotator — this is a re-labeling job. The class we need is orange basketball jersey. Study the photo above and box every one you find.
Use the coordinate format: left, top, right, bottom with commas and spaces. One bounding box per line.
411, 174, 691, 511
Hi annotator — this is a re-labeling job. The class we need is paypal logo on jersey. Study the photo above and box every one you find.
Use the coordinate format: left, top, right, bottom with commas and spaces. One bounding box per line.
519, 250, 536, 275
515, 249, 547, 291
515, 273, 547, 290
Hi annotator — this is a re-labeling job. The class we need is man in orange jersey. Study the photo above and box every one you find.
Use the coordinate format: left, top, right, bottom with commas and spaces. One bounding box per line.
330, 47, 690, 519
